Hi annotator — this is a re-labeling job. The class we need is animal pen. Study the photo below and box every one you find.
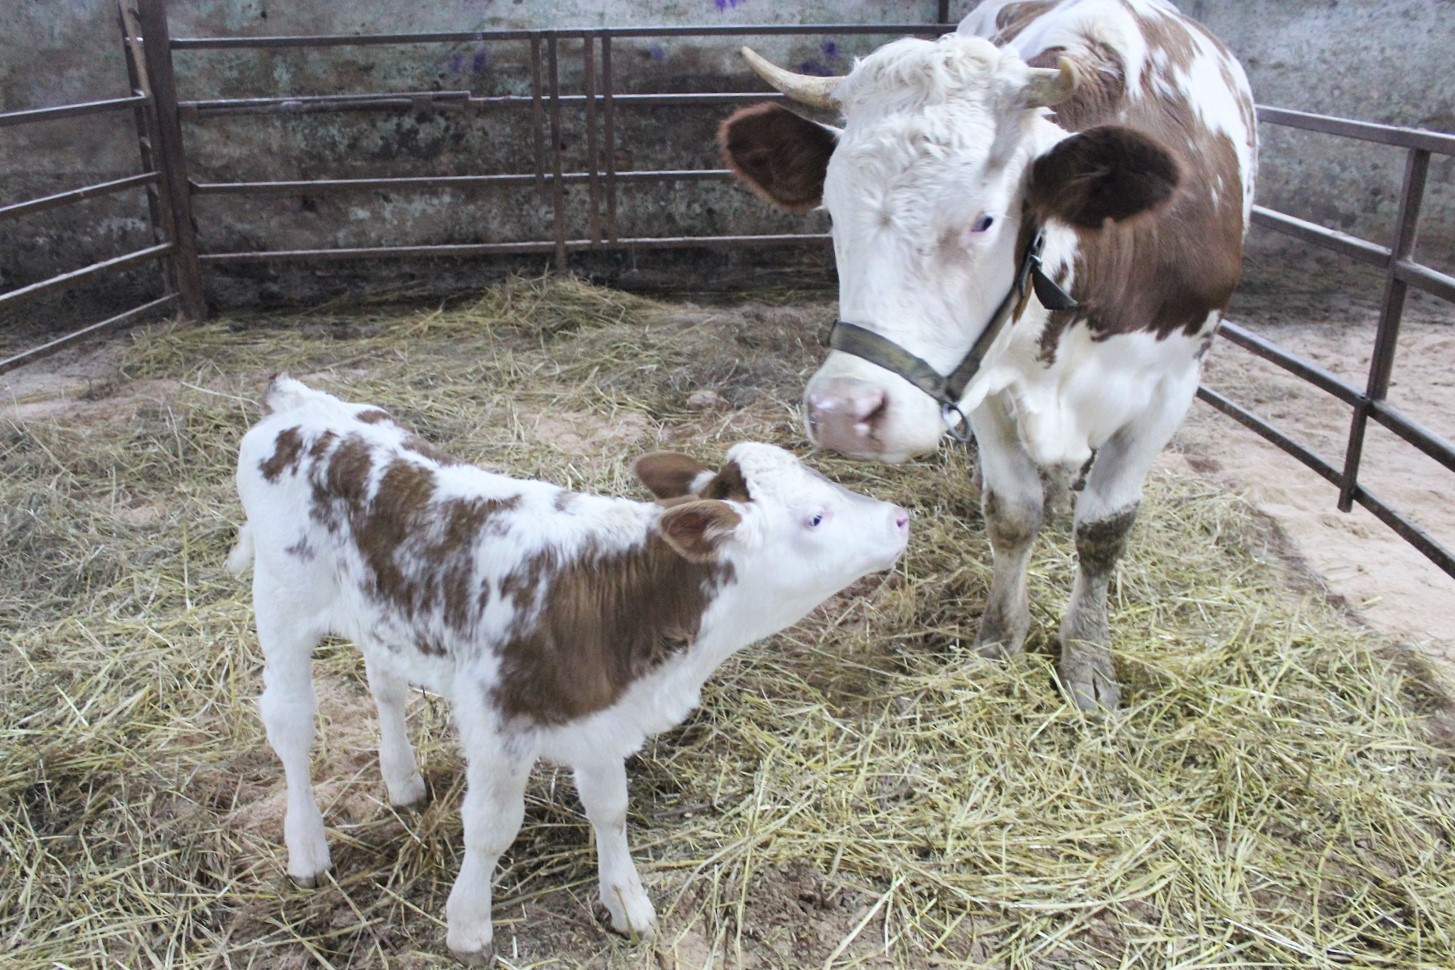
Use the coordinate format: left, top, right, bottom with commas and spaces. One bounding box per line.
2, 1, 1454, 967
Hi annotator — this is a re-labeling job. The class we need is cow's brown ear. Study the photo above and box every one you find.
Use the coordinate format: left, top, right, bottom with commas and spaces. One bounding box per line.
1028, 125, 1179, 228
635, 452, 710, 500
657, 500, 743, 562
719, 102, 836, 213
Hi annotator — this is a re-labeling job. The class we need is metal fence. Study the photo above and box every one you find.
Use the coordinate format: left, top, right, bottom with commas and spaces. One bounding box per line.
2, 0, 1452, 579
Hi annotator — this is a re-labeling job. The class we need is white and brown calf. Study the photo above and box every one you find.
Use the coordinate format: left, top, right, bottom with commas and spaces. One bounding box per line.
228, 376, 908, 962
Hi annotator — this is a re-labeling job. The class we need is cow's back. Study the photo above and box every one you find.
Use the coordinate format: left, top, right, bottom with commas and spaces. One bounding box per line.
961, 0, 1256, 345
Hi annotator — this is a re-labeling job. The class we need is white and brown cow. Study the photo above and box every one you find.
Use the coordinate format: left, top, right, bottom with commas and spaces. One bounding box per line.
229, 375, 908, 962
719, 0, 1256, 709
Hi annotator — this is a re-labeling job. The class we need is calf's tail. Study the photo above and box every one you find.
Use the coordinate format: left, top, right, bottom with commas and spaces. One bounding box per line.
226, 522, 255, 577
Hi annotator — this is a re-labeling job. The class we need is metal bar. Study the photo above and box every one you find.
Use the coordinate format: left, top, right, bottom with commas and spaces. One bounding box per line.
937, 0, 952, 26
179, 90, 472, 119
0, 244, 174, 311
1257, 106, 1455, 156
1393, 259, 1455, 304
547, 33, 567, 271
0, 173, 158, 223
1214, 321, 1364, 408
584, 32, 600, 246
197, 232, 831, 263
530, 36, 545, 189
0, 95, 147, 128
133, 0, 206, 320
118, 0, 176, 299
1338, 147, 1429, 512
189, 169, 738, 196
602, 32, 618, 244
0, 294, 178, 377
169, 24, 950, 50
1194, 387, 1343, 487
1368, 402, 1455, 477
1348, 489, 1455, 580
1250, 206, 1388, 269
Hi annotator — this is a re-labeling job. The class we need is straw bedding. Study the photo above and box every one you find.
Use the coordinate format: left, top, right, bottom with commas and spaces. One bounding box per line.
2, 277, 1453, 969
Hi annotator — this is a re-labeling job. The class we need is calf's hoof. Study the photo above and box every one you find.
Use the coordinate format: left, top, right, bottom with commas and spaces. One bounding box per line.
448, 942, 495, 967
600, 887, 658, 942
288, 866, 331, 890
389, 774, 429, 811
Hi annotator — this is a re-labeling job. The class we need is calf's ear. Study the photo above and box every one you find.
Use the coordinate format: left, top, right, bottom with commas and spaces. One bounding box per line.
719, 102, 837, 213
657, 500, 743, 563
635, 452, 711, 500
1028, 125, 1179, 229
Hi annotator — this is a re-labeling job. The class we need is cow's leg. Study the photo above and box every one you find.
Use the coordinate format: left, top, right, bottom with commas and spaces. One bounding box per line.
969, 399, 1045, 659
575, 759, 657, 939
364, 655, 427, 809
254, 570, 331, 886
445, 704, 532, 964
1062, 383, 1193, 710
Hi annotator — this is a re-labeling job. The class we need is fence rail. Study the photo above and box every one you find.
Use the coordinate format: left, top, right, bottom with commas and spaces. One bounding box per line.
1, 0, 1450, 580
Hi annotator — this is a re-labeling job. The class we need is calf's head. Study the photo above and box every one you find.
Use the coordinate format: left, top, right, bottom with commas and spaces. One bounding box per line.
720, 36, 1179, 462
637, 442, 909, 628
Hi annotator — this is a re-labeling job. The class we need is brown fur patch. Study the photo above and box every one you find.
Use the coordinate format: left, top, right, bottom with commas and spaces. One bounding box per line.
492, 535, 736, 725
719, 102, 837, 214
355, 409, 391, 424
700, 460, 751, 503
260, 427, 305, 482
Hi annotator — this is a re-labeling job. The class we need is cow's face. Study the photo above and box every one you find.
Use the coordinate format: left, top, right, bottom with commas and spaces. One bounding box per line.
720, 36, 1177, 463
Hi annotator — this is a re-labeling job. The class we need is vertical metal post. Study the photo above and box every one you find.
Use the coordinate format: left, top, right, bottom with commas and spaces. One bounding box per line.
546, 33, 567, 271
117, 2, 171, 291
530, 35, 545, 190
584, 32, 601, 246
602, 32, 618, 244
132, 0, 205, 319
1337, 146, 1429, 511
937, 0, 952, 25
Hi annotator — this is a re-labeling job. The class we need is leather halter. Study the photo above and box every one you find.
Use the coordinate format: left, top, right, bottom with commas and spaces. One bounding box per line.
824, 229, 1078, 440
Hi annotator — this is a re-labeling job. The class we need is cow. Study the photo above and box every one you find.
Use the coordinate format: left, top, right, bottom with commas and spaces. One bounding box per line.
717, 0, 1256, 710
228, 375, 909, 963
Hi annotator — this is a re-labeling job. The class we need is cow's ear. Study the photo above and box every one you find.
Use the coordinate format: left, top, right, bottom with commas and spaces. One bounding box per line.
635, 452, 711, 500
719, 102, 837, 213
657, 500, 743, 562
1028, 125, 1179, 229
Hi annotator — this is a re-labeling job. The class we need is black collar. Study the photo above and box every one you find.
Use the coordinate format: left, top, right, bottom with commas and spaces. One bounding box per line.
824, 228, 1077, 440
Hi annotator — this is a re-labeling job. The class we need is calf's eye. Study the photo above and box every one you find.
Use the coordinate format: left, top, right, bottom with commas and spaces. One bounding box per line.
970, 214, 995, 233
807, 512, 826, 529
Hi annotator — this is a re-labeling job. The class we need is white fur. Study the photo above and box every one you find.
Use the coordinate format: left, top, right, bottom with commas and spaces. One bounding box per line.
233, 380, 908, 960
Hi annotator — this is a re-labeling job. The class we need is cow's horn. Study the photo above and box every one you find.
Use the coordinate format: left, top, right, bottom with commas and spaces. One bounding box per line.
741, 46, 843, 110
1024, 56, 1079, 108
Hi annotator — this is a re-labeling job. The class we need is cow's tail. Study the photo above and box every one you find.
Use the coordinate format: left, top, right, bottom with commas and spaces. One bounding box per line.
225, 521, 254, 577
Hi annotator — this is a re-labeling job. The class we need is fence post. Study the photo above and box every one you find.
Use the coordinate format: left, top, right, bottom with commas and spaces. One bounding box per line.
130, 0, 206, 320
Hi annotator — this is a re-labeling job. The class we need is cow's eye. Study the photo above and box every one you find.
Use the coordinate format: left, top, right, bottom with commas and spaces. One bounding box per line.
807, 511, 827, 529
971, 214, 995, 233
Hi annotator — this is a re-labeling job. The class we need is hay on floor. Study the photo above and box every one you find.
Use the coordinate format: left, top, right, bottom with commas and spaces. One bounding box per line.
2, 276, 1453, 969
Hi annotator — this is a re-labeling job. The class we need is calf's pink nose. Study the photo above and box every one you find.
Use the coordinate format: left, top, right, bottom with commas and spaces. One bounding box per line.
893, 506, 911, 537
806, 379, 887, 456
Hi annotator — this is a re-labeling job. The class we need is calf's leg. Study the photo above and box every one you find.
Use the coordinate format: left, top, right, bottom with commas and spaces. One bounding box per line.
969, 399, 1045, 659
445, 703, 532, 963
575, 760, 657, 939
364, 655, 427, 808
254, 571, 331, 886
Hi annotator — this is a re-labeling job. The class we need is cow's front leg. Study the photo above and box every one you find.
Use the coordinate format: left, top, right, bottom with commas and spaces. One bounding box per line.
969, 399, 1045, 659
575, 759, 657, 939
1062, 377, 1194, 710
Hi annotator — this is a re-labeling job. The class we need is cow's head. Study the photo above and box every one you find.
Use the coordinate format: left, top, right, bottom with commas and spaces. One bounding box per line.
720, 35, 1179, 462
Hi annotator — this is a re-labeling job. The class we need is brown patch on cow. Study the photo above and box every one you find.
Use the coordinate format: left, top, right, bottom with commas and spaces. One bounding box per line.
1006, 9, 1252, 353
402, 434, 463, 466
553, 491, 580, 513
284, 537, 316, 562
992, 1, 1057, 42
355, 409, 391, 424
1028, 125, 1179, 229
719, 102, 836, 214
492, 535, 736, 726
260, 427, 305, 482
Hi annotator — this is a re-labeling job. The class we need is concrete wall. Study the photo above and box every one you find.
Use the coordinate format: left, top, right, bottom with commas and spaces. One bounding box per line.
2, 0, 1452, 322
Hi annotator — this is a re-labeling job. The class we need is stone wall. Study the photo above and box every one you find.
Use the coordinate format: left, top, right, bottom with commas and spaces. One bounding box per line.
2, 0, 1451, 320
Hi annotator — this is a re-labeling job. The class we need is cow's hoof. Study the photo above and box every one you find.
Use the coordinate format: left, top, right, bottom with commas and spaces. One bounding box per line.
389, 775, 430, 812
1060, 657, 1121, 711
972, 637, 1024, 661
288, 867, 330, 890
599, 886, 658, 942
448, 943, 495, 967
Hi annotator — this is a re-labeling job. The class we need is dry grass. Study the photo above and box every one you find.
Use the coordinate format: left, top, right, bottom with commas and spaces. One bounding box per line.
2, 276, 1453, 969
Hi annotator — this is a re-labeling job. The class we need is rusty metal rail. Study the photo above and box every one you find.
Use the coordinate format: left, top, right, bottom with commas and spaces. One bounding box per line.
1197, 106, 1455, 579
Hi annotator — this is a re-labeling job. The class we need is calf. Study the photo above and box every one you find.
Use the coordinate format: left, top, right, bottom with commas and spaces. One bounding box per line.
228, 376, 909, 962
